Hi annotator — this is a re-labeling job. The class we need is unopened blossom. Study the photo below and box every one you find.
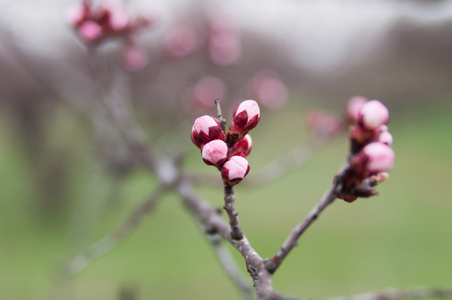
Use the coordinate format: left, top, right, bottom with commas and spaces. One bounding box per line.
358, 100, 389, 131
377, 127, 393, 147
191, 115, 225, 149
221, 155, 250, 186
65, 3, 88, 26
230, 100, 260, 136
360, 142, 395, 174
346, 96, 368, 124
79, 21, 103, 42
230, 134, 252, 156
201, 140, 228, 167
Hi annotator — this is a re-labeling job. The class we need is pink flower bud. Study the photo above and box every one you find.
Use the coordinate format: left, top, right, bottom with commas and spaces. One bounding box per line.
377, 127, 393, 147
221, 155, 250, 186
361, 142, 395, 174
108, 8, 130, 31
346, 96, 368, 124
358, 100, 389, 130
65, 3, 88, 26
231, 100, 260, 135
201, 140, 228, 167
191, 115, 226, 149
230, 134, 252, 156
79, 21, 103, 42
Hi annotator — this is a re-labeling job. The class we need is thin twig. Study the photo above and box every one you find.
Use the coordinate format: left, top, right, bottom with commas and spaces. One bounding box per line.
207, 233, 255, 300
265, 164, 347, 274
223, 183, 244, 240
330, 286, 452, 300
215, 97, 227, 132
64, 186, 167, 277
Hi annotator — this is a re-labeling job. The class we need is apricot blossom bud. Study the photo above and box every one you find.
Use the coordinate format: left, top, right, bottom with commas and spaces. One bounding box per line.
361, 142, 395, 174
79, 21, 103, 42
231, 100, 260, 135
191, 116, 225, 149
201, 140, 228, 167
377, 127, 393, 147
221, 155, 250, 186
358, 100, 389, 130
230, 134, 252, 156
346, 96, 367, 124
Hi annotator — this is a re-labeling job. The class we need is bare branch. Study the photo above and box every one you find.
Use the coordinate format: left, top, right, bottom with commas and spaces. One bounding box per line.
64, 186, 167, 277
207, 233, 255, 300
330, 286, 452, 300
265, 164, 347, 274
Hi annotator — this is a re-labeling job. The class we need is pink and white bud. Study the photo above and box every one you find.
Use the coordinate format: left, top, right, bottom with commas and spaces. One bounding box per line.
108, 8, 130, 31
65, 3, 88, 26
79, 21, 103, 42
191, 115, 226, 149
361, 142, 395, 174
377, 127, 393, 147
231, 100, 260, 135
346, 96, 368, 124
122, 47, 148, 71
230, 134, 252, 156
201, 140, 228, 167
221, 155, 250, 186
358, 100, 389, 130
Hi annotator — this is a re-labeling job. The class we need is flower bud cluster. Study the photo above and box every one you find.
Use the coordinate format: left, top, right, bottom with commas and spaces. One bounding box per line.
66, 1, 152, 44
191, 100, 260, 186
338, 99, 394, 202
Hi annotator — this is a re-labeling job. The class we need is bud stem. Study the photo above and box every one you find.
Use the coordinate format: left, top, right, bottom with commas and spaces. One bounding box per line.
215, 97, 226, 133
223, 182, 244, 240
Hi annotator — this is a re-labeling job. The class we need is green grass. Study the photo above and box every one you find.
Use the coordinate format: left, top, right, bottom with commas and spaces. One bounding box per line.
0, 101, 451, 299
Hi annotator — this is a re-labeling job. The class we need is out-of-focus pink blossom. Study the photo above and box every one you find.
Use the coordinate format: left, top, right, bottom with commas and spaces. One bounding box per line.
65, 3, 88, 26
250, 71, 288, 108
358, 100, 389, 130
230, 134, 252, 156
164, 26, 200, 57
208, 16, 241, 65
221, 155, 250, 186
193, 76, 227, 107
122, 47, 148, 71
191, 115, 225, 149
361, 142, 395, 174
306, 109, 343, 137
346, 96, 368, 124
231, 100, 260, 135
79, 21, 103, 42
106, 4, 130, 31
201, 140, 228, 167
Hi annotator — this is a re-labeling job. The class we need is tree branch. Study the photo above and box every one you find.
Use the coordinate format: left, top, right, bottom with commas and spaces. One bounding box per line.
330, 286, 452, 300
207, 233, 255, 300
64, 186, 167, 277
265, 164, 346, 274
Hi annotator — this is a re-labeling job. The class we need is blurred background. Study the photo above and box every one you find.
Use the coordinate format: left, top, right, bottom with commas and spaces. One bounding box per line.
0, 0, 451, 299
